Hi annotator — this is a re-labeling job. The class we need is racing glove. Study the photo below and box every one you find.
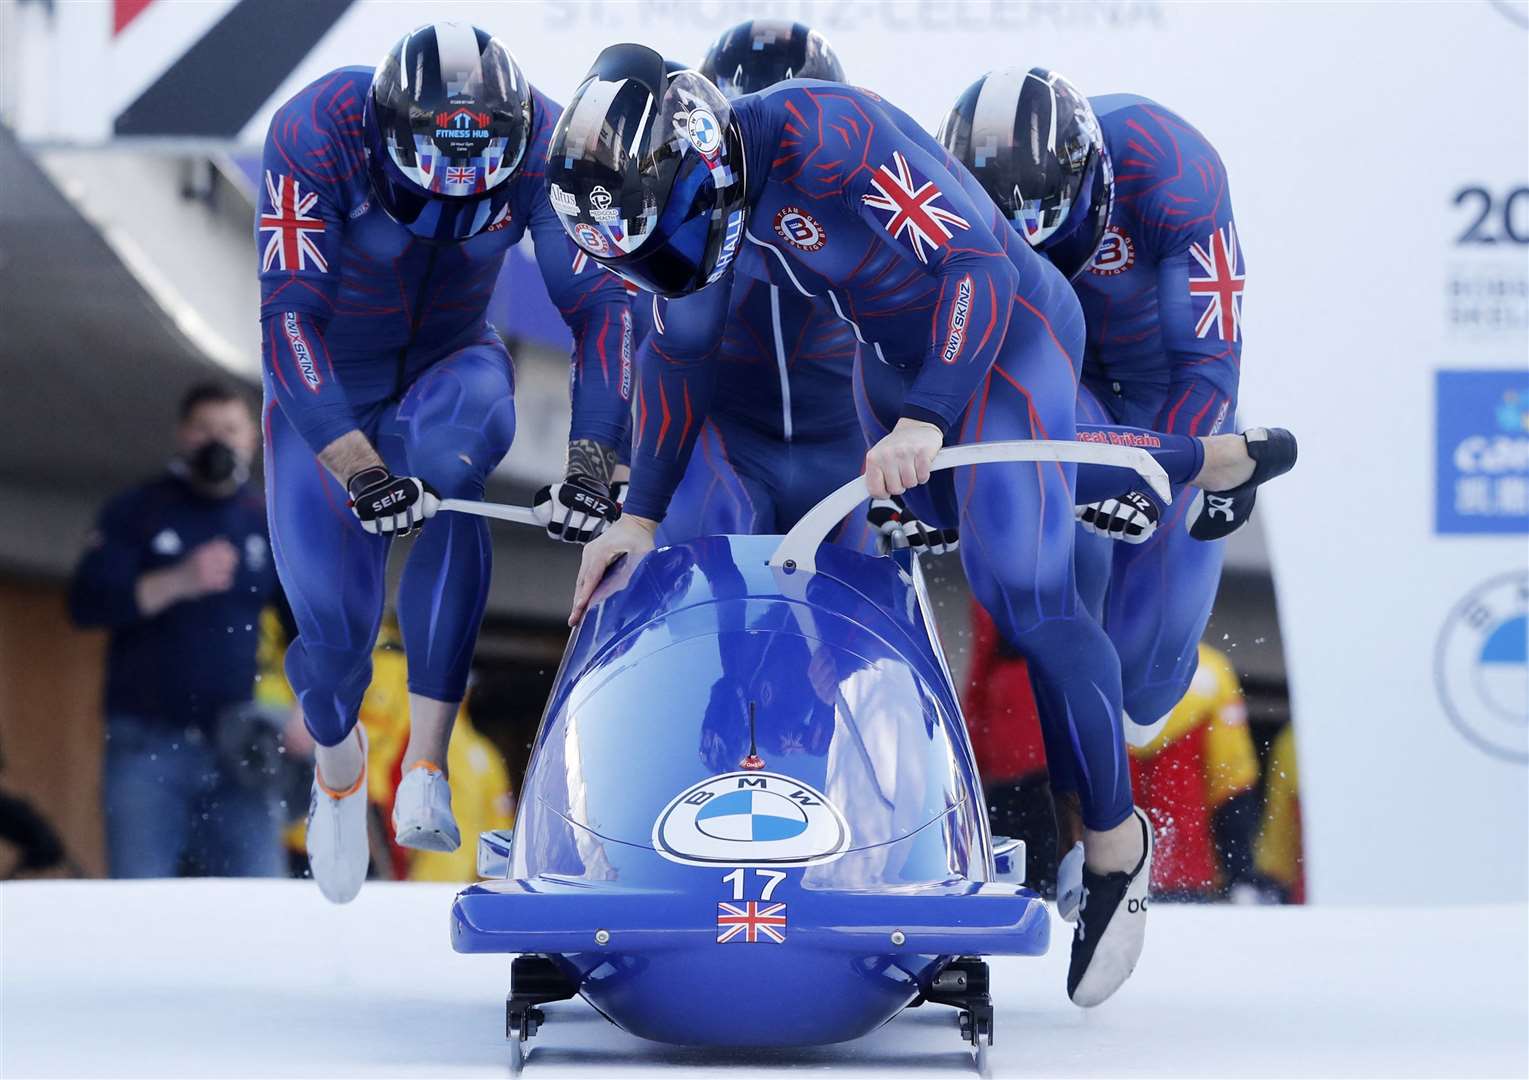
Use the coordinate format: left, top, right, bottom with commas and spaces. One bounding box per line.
534, 475, 620, 545
346, 467, 439, 537
867, 497, 959, 556
1076, 489, 1161, 544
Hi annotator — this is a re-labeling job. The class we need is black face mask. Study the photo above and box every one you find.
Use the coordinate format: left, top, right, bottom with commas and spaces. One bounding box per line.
187, 440, 242, 487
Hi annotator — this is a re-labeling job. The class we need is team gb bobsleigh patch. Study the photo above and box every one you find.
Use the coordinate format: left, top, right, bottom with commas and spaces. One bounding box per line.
652, 771, 851, 867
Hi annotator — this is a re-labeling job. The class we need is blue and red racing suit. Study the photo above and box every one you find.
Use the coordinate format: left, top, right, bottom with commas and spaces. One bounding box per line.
625, 82, 1207, 831
1071, 93, 1245, 726
258, 67, 631, 746
636, 278, 877, 551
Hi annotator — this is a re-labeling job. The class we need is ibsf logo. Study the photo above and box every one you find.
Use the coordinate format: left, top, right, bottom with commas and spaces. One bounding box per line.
652, 771, 851, 867
942, 275, 972, 364
1435, 571, 1528, 763
282, 312, 321, 391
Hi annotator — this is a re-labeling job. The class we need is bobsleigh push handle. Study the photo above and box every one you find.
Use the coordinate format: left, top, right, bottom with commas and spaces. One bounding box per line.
768, 439, 1172, 574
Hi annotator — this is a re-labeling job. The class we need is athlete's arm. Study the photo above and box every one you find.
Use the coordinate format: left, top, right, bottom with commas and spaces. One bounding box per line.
256, 105, 372, 476
1145, 154, 1243, 438
527, 182, 635, 488
846, 127, 1020, 434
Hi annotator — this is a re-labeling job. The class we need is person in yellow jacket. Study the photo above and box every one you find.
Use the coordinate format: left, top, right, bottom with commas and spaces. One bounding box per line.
1127, 644, 1262, 899
1253, 724, 1304, 902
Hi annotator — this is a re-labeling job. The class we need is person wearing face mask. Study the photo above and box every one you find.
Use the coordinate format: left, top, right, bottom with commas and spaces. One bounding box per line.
69, 382, 285, 879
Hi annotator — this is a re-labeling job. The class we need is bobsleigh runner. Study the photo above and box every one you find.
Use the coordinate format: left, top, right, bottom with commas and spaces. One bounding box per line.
442, 441, 1169, 1072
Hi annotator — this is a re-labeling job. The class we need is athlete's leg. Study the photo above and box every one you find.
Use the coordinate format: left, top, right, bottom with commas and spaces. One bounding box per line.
948, 353, 1133, 837
1106, 516, 1225, 725
655, 420, 774, 544
856, 339, 1129, 836
377, 338, 517, 773
1099, 393, 1235, 726
264, 390, 389, 767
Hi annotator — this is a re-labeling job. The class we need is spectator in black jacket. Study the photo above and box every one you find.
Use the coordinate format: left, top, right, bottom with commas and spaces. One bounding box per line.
70, 382, 284, 877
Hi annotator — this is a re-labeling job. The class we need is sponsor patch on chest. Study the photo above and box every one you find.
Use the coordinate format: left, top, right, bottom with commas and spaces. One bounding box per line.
773, 206, 827, 252
1088, 226, 1135, 276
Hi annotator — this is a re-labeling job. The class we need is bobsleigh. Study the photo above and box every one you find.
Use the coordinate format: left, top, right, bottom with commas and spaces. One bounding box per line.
448, 441, 1169, 1070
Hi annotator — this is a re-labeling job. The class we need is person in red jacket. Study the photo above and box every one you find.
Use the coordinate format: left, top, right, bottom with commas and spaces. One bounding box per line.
966, 602, 1265, 900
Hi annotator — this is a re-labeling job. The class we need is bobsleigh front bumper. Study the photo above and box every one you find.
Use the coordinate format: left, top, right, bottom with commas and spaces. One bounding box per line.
451, 876, 1050, 957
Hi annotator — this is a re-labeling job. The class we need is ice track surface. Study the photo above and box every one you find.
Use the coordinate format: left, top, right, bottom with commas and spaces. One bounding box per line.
2, 881, 1525, 1079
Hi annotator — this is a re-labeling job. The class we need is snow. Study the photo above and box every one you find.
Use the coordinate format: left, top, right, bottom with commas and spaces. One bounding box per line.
2, 881, 1525, 1079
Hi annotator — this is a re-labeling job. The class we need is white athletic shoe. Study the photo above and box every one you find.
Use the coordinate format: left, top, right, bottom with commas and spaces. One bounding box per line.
1067, 807, 1154, 1008
306, 727, 370, 905
1122, 708, 1170, 749
1056, 841, 1085, 922
393, 762, 460, 853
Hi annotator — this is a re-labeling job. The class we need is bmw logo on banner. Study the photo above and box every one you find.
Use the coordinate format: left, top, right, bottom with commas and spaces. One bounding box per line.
652, 772, 850, 867
1435, 571, 1528, 763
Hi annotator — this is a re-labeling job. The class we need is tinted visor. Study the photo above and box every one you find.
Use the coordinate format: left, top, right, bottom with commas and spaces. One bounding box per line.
370, 25, 530, 197
547, 45, 747, 297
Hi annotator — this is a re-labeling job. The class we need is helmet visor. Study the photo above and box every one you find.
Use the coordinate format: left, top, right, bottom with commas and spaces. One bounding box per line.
371, 26, 530, 197
548, 47, 746, 296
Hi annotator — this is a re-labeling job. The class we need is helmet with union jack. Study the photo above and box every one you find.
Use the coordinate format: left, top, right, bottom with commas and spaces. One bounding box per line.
698, 19, 845, 100
364, 22, 533, 242
938, 68, 1111, 280
546, 44, 747, 298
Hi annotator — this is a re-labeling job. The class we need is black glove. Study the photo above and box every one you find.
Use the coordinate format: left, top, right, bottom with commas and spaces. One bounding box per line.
1076, 489, 1161, 544
346, 467, 440, 537
867, 497, 959, 556
533, 474, 620, 544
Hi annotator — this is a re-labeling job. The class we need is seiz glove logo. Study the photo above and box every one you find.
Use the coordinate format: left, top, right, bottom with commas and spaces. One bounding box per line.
345, 467, 439, 537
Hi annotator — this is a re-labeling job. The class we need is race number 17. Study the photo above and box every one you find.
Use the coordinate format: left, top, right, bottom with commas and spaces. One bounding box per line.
722, 868, 788, 901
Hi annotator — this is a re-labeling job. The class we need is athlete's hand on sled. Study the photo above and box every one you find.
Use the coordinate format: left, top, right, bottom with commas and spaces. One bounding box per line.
1076, 489, 1161, 544
865, 418, 943, 499
534, 475, 620, 544
569, 514, 657, 626
346, 467, 439, 537
867, 497, 959, 556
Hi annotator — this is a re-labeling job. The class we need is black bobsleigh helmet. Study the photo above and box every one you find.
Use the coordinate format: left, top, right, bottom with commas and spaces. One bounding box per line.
364, 22, 533, 241
698, 19, 845, 99
546, 44, 748, 297
938, 67, 1112, 280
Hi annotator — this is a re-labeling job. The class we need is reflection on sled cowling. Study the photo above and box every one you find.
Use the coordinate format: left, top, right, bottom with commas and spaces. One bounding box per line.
451, 535, 1049, 1049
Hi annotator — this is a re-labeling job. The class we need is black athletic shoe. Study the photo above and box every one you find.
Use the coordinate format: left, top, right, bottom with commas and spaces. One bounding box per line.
1067, 808, 1153, 1007
1188, 427, 1299, 541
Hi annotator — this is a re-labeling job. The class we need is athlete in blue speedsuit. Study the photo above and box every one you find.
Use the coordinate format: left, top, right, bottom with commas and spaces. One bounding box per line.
547, 47, 1293, 1003
635, 21, 878, 554
939, 68, 1296, 971
258, 23, 630, 903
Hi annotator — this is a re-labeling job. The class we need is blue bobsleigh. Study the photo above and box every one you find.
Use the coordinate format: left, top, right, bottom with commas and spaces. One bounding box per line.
447, 441, 1169, 1069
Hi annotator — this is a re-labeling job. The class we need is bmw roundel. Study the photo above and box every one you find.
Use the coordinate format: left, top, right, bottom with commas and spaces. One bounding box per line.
652, 771, 850, 867
1436, 571, 1528, 763
686, 107, 722, 155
